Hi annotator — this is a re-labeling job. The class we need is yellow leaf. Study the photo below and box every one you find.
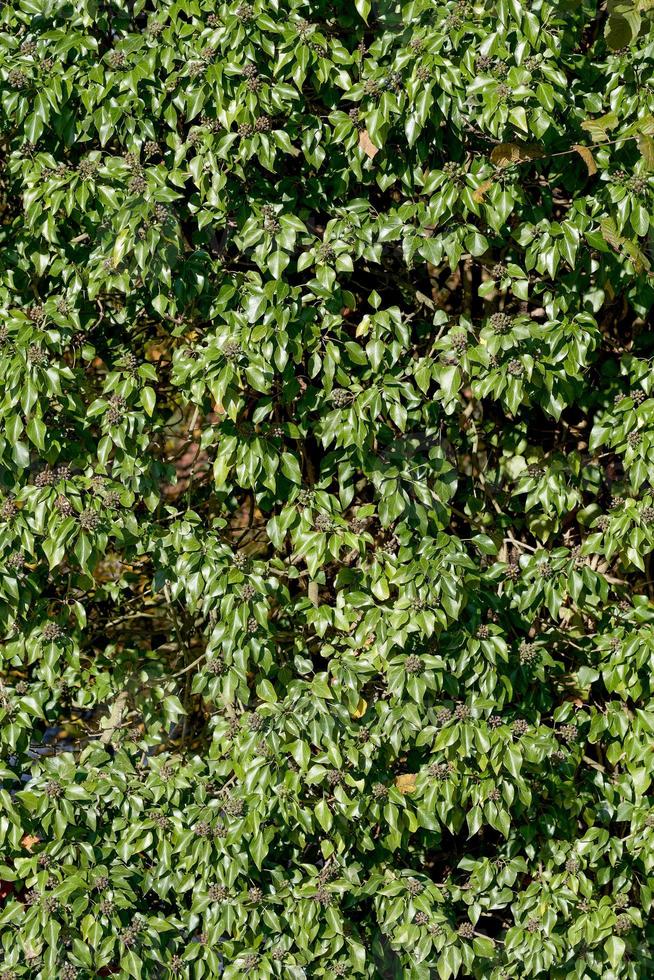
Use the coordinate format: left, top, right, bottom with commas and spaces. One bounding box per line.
572, 144, 597, 176
473, 179, 493, 203
350, 698, 368, 719
394, 773, 417, 794
580, 112, 619, 143
355, 315, 371, 337
112, 226, 130, 265
358, 129, 380, 159
639, 113, 654, 136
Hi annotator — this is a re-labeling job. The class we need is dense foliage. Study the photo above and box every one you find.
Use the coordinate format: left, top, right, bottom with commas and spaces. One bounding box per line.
1, 0, 654, 976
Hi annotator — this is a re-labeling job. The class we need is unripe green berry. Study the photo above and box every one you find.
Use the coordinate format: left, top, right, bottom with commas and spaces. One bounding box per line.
490, 312, 512, 334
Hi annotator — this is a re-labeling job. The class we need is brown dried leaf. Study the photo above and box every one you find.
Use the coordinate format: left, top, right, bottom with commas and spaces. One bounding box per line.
394, 773, 417, 794
358, 129, 380, 159
490, 142, 544, 168
572, 144, 597, 176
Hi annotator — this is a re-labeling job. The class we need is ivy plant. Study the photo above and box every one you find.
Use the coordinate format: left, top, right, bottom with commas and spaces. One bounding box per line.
1, 0, 654, 977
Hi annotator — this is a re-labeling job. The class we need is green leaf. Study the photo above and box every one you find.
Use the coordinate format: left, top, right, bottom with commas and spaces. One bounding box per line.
140, 386, 156, 416
605, 935, 625, 968
354, 0, 371, 21
315, 799, 333, 832
257, 679, 277, 703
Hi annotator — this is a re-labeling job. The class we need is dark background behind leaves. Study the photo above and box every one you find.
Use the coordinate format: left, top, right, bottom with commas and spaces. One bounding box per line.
1, 0, 654, 977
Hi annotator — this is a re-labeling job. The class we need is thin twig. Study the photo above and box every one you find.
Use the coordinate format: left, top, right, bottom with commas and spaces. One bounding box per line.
504, 535, 537, 553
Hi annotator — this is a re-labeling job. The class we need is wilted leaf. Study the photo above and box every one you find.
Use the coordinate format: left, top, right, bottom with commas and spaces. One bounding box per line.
359, 129, 380, 159
581, 112, 620, 142
490, 142, 544, 168
473, 179, 494, 203
572, 144, 597, 175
